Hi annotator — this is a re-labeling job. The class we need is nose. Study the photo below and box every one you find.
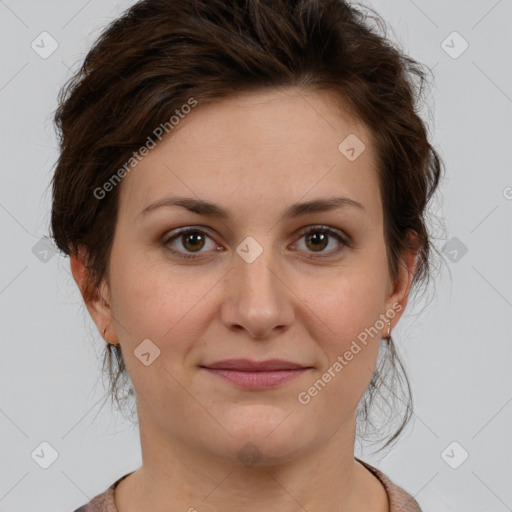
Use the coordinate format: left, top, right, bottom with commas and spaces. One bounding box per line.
220, 244, 295, 340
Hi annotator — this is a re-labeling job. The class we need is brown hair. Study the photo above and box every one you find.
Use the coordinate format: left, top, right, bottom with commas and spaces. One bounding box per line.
51, 0, 443, 452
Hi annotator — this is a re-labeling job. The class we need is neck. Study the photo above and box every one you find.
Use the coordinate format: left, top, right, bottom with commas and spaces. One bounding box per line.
114, 409, 383, 512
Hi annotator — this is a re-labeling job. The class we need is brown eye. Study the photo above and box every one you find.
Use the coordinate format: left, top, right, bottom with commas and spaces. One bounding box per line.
163, 225, 350, 261
304, 231, 329, 252
164, 228, 218, 259
181, 231, 205, 252
294, 226, 349, 259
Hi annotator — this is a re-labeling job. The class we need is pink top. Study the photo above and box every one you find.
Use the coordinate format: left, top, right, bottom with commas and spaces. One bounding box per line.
73, 457, 422, 511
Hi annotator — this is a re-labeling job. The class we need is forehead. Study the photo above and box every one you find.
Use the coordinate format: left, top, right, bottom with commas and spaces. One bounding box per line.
117, 87, 381, 224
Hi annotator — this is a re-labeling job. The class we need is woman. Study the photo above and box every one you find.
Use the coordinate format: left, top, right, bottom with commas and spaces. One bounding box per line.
51, 0, 443, 510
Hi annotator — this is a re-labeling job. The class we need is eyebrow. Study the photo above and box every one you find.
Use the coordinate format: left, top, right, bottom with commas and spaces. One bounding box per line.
138, 196, 365, 221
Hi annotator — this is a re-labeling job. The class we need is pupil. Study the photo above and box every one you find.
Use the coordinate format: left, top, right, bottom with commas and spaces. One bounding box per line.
308, 232, 327, 251
184, 232, 204, 251
181, 231, 329, 253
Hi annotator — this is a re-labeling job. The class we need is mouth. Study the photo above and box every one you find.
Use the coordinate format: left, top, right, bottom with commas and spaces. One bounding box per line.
200, 359, 313, 390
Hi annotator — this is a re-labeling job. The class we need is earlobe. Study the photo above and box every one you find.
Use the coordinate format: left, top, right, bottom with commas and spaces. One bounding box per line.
385, 243, 418, 332
69, 250, 117, 343
397, 248, 417, 307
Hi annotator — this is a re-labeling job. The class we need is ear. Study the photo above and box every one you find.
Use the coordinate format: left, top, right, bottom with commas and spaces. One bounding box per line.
70, 248, 119, 345
383, 232, 418, 333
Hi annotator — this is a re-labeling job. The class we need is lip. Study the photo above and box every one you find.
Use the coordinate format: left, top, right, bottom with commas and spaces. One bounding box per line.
202, 359, 309, 371
200, 359, 312, 390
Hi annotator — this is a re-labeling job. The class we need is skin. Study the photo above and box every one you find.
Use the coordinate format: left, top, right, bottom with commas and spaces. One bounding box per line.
71, 86, 417, 512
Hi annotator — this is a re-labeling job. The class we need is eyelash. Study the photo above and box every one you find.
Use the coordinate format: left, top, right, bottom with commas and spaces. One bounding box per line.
162, 225, 351, 261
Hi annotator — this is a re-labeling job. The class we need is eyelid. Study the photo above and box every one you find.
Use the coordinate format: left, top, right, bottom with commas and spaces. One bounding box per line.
162, 224, 351, 259
290, 225, 352, 259
162, 225, 217, 245
295, 224, 351, 246
162, 226, 221, 258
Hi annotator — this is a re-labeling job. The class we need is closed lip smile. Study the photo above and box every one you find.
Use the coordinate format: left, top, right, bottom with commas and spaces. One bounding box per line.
200, 359, 313, 389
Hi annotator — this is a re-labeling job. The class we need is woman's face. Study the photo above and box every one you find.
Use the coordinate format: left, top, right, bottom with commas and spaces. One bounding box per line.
75, 86, 415, 466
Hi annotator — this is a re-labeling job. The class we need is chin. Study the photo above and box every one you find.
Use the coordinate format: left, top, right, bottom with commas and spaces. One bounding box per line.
209, 408, 313, 466
212, 437, 306, 468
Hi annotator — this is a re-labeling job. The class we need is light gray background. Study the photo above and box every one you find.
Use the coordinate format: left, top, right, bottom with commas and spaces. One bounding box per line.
1, 1, 511, 511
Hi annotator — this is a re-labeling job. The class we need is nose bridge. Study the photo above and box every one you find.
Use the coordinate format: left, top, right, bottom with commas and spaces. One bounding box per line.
236, 236, 281, 307
223, 234, 293, 337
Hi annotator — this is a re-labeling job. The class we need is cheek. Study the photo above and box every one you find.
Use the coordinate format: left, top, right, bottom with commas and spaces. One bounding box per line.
303, 260, 388, 404
106, 251, 206, 407
108, 244, 219, 358
317, 265, 388, 344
